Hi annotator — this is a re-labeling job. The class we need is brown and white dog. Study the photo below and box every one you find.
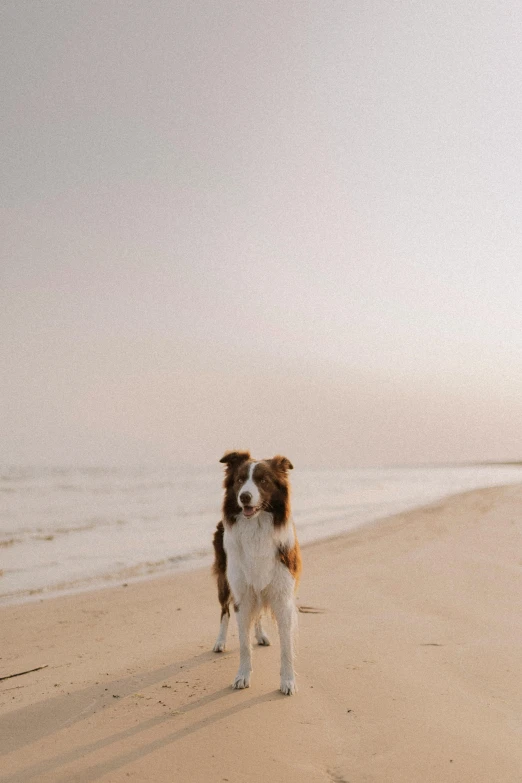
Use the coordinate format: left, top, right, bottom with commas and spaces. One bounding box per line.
212, 450, 302, 695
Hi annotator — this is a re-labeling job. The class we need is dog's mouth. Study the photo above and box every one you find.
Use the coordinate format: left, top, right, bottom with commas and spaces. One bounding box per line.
242, 505, 260, 518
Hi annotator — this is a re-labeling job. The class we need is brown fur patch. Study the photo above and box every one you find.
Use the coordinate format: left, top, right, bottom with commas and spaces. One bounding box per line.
212, 521, 231, 614
256, 456, 293, 527
212, 521, 226, 575
220, 450, 251, 524
278, 530, 302, 586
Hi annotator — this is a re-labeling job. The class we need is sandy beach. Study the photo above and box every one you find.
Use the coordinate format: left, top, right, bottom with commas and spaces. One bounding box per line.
1, 483, 521, 782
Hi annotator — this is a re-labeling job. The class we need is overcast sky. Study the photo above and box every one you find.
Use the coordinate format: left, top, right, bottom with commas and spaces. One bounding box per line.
2, 1, 521, 467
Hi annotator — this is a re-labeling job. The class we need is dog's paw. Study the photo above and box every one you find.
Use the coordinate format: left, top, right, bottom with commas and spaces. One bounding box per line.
280, 677, 297, 695
232, 672, 251, 689
212, 640, 226, 653
255, 630, 270, 646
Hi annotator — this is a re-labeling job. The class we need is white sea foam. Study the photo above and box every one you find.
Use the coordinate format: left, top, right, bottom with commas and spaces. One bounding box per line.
1, 463, 521, 604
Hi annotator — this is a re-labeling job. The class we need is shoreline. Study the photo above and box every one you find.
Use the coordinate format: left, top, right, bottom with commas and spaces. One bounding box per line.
3, 463, 522, 608
2, 483, 522, 782
4, 471, 522, 610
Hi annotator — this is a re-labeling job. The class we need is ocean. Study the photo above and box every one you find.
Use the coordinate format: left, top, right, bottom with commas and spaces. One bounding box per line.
1, 463, 521, 605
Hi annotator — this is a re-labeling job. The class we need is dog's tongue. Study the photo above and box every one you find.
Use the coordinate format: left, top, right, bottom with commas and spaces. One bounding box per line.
243, 506, 255, 517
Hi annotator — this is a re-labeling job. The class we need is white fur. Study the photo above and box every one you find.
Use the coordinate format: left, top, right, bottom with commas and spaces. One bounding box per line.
212, 612, 229, 653
238, 461, 261, 509
222, 510, 297, 695
254, 619, 270, 646
225, 510, 294, 595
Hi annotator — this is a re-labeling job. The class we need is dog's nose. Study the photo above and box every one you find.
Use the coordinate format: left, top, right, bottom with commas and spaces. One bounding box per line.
240, 491, 252, 505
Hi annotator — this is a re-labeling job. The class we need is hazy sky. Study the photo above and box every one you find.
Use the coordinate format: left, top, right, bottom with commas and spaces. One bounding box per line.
2, 1, 522, 467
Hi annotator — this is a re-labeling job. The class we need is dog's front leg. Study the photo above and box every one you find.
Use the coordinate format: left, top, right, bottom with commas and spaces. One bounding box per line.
233, 594, 255, 689
273, 597, 297, 695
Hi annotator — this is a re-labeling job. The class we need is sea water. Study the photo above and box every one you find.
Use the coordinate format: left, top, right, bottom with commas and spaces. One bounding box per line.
1, 463, 521, 604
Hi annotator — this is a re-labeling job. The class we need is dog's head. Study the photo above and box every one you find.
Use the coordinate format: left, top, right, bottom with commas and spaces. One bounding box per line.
220, 451, 293, 527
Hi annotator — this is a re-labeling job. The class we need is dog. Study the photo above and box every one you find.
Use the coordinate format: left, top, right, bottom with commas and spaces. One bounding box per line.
212, 450, 301, 695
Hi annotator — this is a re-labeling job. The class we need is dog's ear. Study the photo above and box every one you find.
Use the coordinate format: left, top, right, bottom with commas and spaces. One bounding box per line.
270, 455, 293, 472
219, 450, 251, 467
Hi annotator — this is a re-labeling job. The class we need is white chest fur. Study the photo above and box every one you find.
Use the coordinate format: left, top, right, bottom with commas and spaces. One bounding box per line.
224, 510, 294, 599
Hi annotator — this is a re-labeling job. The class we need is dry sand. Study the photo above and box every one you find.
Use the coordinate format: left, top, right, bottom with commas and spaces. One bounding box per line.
1, 484, 521, 782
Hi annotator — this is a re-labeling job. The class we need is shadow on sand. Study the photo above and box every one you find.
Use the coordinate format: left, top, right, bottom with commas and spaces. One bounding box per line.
0, 649, 284, 783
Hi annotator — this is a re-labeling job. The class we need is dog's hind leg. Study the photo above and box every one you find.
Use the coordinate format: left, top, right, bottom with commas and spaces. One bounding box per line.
254, 615, 271, 646
212, 522, 230, 653
214, 614, 230, 653
213, 573, 231, 652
